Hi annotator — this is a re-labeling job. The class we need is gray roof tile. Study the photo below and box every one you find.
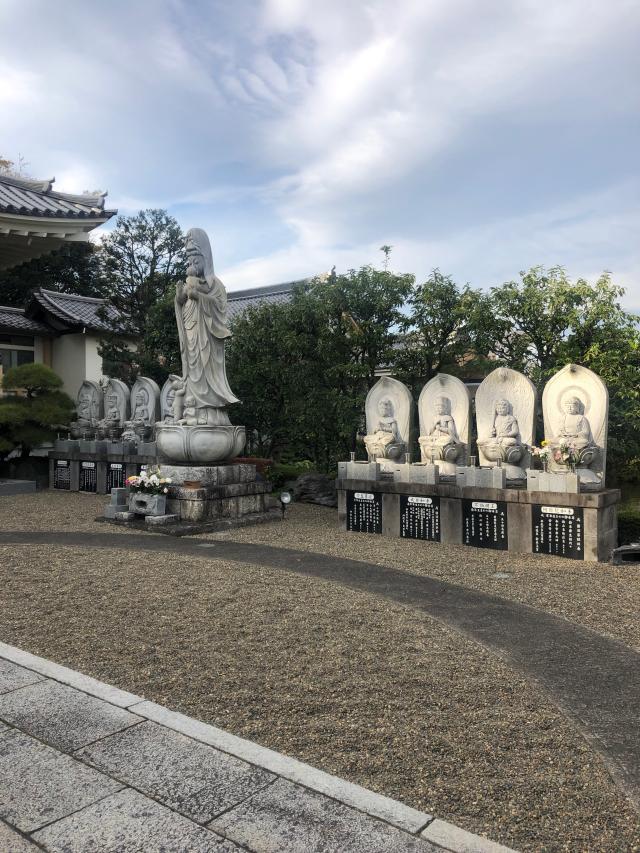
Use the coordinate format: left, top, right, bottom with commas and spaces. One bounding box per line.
0, 174, 116, 220
227, 280, 304, 321
29, 289, 122, 331
0, 306, 52, 335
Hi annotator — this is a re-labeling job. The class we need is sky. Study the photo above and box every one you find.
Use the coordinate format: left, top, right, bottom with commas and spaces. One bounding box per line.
1, 0, 639, 303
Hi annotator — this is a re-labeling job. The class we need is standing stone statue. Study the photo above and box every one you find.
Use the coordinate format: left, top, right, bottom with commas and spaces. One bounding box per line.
156, 228, 245, 463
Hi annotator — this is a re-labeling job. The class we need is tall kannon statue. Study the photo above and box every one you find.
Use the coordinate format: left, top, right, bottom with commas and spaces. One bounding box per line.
155, 228, 246, 464
175, 228, 239, 425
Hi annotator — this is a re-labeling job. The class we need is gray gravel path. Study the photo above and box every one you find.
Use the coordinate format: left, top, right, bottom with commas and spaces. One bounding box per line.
1, 527, 639, 819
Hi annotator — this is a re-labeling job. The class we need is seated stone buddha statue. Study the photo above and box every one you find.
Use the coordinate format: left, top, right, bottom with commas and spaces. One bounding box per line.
363, 398, 405, 461
418, 395, 462, 463
477, 398, 523, 463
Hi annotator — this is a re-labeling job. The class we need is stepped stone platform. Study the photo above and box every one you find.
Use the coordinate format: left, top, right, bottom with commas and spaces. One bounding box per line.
104, 463, 279, 536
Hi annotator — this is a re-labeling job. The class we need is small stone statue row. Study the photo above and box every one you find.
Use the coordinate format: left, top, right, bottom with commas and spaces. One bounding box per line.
362, 364, 608, 490
70, 375, 182, 444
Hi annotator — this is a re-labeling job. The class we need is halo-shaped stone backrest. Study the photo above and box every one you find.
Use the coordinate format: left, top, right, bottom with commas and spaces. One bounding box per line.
418, 373, 471, 448
365, 376, 413, 444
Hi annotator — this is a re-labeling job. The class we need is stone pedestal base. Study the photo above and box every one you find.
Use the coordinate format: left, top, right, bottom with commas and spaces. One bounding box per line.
104, 463, 278, 536
337, 476, 620, 562
156, 423, 245, 464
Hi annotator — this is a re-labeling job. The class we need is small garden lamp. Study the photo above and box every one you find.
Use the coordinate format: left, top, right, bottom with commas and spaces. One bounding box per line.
280, 491, 292, 519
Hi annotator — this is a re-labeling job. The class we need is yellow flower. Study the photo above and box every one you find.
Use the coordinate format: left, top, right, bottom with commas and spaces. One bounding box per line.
541, 440, 548, 447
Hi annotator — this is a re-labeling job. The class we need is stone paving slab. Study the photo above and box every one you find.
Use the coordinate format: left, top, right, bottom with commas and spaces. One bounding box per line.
209, 777, 437, 852
32, 788, 242, 852
0, 660, 44, 695
0, 820, 41, 852
0, 679, 141, 752
77, 720, 276, 823
0, 729, 123, 832
129, 699, 433, 835
0, 644, 516, 852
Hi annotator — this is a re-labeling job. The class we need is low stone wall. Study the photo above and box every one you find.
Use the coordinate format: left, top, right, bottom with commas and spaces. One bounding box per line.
337, 478, 620, 562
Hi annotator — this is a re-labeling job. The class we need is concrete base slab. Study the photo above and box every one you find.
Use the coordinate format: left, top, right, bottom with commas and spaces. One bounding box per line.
145, 513, 180, 526
101, 508, 281, 537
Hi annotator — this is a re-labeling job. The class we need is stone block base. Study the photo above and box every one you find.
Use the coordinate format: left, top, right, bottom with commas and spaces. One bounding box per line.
145, 514, 179, 526
337, 478, 620, 562
103, 463, 277, 536
104, 504, 129, 519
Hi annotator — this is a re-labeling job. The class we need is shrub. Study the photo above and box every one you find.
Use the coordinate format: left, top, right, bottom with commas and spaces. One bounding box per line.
269, 460, 315, 491
617, 505, 640, 546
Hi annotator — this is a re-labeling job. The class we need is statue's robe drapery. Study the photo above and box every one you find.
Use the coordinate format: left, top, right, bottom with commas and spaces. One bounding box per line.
176, 274, 239, 416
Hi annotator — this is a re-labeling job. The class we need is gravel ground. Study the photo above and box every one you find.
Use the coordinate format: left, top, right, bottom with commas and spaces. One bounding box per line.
210, 503, 640, 652
1, 493, 639, 851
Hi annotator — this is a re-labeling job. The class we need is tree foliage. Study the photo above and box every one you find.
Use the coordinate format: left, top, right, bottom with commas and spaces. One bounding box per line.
226, 267, 413, 468
0, 242, 109, 308
0, 364, 74, 460
98, 210, 186, 383
472, 267, 640, 479
394, 269, 488, 394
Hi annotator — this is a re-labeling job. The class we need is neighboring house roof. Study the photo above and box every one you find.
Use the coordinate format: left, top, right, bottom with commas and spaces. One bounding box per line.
227, 280, 309, 321
26, 288, 123, 333
0, 173, 117, 270
0, 306, 53, 336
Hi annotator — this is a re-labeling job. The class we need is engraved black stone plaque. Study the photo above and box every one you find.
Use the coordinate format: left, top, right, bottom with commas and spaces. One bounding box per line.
346, 490, 382, 534
53, 459, 71, 490
400, 494, 440, 541
107, 462, 125, 491
532, 504, 584, 559
79, 461, 97, 493
463, 499, 508, 550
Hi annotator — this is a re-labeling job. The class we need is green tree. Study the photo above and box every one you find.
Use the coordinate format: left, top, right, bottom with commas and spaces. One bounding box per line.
226, 265, 413, 468
395, 269, 487, 393
0, 242, 109, 308
98, 209, 186, 381
473, 266, 640, 480
0, 364, 74, 460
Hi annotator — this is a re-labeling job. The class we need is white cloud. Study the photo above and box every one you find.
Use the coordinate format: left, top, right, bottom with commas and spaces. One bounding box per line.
1, 0, 637, 305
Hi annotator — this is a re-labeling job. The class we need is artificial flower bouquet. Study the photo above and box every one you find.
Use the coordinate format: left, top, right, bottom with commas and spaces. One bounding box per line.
125, 467, 172, 495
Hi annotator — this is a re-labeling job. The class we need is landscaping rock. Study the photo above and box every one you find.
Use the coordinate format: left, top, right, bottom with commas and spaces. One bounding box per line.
293, 473, 337, 507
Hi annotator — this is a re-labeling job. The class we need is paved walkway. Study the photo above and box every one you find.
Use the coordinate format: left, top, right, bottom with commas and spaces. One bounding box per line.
0, 643, 513, 852
2, 529, 639, 816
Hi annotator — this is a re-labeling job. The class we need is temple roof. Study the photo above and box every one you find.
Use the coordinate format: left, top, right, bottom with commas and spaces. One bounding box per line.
0, 174, 114, 219
0, 306, 53, 336
0, 173, 117, 270
26, 289, 122, 333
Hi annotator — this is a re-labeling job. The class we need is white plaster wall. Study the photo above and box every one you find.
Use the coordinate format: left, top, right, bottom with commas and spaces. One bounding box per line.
51, 334, 88, 398
33, 337, 44, 363
85, 335, 105, 383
